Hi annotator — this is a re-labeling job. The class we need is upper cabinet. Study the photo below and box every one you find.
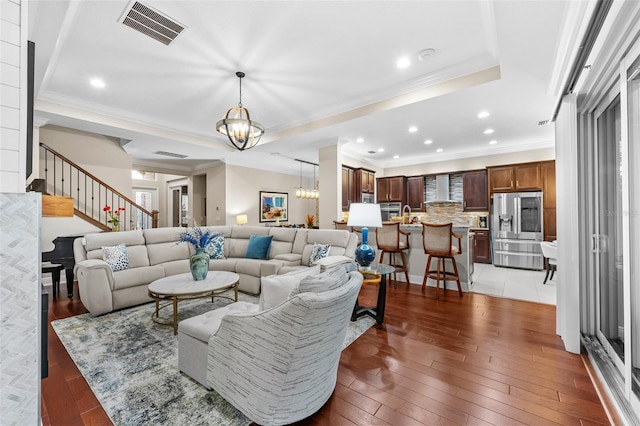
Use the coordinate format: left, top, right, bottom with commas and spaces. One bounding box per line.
462, 170, 489, 211
488, 163, 542, 193
406, 176, 425, 211
377, 176, 406, 203
356, 169, 375, 194
541, 160, 556, 241
341, 166, 357, 211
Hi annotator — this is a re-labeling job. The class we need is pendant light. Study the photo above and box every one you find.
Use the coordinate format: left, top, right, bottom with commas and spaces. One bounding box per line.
216, 71, 265, 151
295, 159, 319, 199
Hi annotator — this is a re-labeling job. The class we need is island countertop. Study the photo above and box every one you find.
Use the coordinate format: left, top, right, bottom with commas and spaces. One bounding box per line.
367, 226, 474, 292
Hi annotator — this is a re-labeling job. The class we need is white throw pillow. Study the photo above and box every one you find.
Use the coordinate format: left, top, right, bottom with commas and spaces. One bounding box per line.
259, 265, 321, 311
102, 244, 129, 271
290, 266, 349, 296
308, 243, 331, 266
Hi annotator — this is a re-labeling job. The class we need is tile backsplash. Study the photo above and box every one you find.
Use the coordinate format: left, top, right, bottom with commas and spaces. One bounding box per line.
409, 202, 487, 227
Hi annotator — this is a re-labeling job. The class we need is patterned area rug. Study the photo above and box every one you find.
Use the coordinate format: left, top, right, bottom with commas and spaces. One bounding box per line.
52, 291, 375, 426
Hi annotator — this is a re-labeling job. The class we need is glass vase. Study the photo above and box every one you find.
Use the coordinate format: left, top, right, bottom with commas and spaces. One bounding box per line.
190, 248, 210, 281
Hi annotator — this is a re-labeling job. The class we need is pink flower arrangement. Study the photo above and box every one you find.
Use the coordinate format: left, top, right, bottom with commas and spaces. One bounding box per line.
103, 205, 125, 231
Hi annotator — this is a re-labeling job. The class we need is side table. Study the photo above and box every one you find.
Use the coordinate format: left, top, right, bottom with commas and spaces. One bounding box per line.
351, 263, 395, 324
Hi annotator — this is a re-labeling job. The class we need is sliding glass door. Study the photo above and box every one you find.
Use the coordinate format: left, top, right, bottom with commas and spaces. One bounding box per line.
590, 38, 640, 412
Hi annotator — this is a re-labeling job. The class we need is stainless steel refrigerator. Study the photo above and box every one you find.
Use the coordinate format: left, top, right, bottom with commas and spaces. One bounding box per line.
492, 192, 543, 270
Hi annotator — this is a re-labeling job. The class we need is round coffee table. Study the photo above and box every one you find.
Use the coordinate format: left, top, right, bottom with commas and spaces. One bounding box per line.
148, 271, 239, 335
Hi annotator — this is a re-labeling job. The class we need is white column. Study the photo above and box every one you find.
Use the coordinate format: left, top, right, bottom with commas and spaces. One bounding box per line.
318, 144, 342, 229
555, 93, 581, 353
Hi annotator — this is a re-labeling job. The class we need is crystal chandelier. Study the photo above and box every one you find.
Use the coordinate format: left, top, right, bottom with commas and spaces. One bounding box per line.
216, 71, 265, 151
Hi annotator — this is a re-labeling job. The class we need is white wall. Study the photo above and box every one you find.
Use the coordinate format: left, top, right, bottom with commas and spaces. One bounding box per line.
203, 164, 226, 226
225, 163, 315, 226
0, 0, 25, 193
39, 125, 133, 196
383, 147, 555, 177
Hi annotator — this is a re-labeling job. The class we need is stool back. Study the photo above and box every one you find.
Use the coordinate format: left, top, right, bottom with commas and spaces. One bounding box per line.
422, 223, 455, 256
376, 222, 402, 250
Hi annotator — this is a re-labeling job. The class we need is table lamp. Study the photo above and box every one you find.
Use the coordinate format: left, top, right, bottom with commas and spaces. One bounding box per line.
236, 214, 248, 225
347, 203, 382, 269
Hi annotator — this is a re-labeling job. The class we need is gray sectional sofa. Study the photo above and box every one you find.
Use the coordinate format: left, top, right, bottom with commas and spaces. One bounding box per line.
73, 225, 358, 316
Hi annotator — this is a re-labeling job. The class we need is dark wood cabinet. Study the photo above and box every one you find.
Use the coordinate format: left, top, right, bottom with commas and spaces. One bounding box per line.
376, 176, 406, 203
356, 169, 375, 194
488, 163, 542, 193
473, 229, 492, 264
341, 166, 357, 211
406, 176, 425, 211
542, 160, 556, 241
462, 170, 489, 211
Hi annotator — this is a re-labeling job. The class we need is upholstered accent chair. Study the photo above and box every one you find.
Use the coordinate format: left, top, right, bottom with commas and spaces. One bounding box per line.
179, 269, 363, 426
421, 222, 463, 299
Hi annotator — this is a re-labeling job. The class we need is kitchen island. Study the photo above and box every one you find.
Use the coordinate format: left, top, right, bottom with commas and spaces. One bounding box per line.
367, 225, 474, 292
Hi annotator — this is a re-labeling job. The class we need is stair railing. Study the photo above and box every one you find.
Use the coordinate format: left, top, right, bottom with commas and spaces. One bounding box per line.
39, 143, 158, 231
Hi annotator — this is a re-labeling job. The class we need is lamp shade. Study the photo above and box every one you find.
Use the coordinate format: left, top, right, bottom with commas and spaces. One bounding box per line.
347, 203, 382, 228
236, 214, 248, 225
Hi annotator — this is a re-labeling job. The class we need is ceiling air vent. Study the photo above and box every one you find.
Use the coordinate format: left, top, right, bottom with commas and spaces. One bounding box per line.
154, 151, 188, 159
120, 1, 185, 46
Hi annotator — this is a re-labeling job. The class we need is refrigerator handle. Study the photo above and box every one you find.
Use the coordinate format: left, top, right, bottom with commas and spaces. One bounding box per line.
514, 196, 521, 234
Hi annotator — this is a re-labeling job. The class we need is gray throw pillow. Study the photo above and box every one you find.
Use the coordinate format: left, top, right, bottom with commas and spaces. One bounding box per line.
290, 265, 349, 296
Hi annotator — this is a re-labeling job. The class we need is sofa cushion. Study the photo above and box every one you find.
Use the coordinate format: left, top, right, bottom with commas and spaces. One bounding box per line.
102, 244, 128, 271
84, 230, 145, 251
308, 243, 330, 266
290, 265, 349, 296
245, 235, 273, 259
209, 258, 239, 272
179, 302, 259, 342
312, 255, 355, 270
259, 265, 321, 311
147, 242, 190, 266
204, 233, 225, 259
235, 258, 273, 277
113, 265, 165, 291
162, 259, 190, 277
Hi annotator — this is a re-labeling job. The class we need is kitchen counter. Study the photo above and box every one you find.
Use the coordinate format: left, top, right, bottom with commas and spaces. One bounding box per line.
366, 226, 474, 292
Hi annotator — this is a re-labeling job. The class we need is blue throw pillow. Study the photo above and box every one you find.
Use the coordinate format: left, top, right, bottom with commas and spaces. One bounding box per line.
245, 235, 273, 259
205, 233, 225, 259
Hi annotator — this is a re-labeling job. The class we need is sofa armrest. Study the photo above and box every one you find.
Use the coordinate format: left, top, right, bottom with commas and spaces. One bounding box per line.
74, 259, 115, 316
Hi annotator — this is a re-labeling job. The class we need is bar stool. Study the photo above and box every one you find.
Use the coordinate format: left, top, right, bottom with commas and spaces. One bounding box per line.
42, 261, 65, 298
376, 222, 410, 284
421, 222, 463, 299
540, 241, 557, 284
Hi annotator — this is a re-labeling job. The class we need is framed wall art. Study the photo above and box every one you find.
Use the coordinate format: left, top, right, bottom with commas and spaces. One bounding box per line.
260, 191, 288, 223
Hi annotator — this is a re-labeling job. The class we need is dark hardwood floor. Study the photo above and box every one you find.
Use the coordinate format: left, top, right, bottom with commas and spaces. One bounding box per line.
42, 281, 612, 425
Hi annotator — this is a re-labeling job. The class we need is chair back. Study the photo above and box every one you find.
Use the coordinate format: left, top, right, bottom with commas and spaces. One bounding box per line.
376, 222, 401, 250
422, 222, 454, 256
540, 241, 557, 262
333, 220, 350, 231
207, 271, 364, 425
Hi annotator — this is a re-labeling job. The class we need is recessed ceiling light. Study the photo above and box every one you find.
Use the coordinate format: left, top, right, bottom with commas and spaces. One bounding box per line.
393, 155, 399, 159
489, 140, 498, 145
378, 148, 384, 152
478, 111, 490, 118
424, 139, 433, 145
408, 126, 418, 133
90, 78, 105, 89
396, 57, 411, 69
436, 148, 443, 153
356, 137, 364, 143
483, 128, 494, 134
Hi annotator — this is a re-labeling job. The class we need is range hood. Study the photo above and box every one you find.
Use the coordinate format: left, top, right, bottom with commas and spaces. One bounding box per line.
425, 174, 461, 204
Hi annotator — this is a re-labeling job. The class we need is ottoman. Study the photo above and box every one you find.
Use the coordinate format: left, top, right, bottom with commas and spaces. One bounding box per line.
178, 301, 259, 388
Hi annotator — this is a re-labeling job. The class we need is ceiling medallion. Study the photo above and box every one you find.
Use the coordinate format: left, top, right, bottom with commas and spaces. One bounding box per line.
216, 71, 265, 151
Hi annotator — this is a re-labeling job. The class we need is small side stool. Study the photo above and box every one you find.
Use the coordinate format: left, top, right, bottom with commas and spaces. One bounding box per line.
42, 262, 64, 298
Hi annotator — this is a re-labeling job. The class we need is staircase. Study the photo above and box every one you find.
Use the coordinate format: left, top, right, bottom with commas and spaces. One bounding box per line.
33, 143, 158, 231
